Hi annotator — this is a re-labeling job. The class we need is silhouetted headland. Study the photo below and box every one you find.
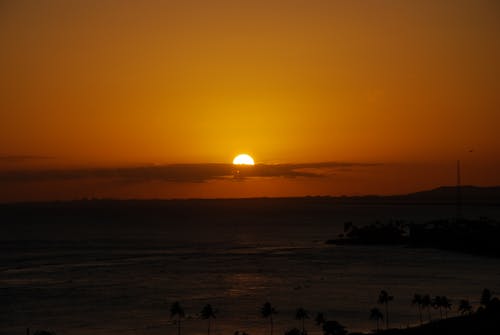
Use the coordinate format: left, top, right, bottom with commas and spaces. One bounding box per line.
328, 217, 500, 257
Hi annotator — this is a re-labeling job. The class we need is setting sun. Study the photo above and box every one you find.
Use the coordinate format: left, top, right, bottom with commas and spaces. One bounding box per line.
232, 154, 255, 165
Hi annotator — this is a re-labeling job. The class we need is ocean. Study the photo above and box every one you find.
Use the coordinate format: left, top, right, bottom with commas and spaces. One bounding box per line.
2, 201, 500, 335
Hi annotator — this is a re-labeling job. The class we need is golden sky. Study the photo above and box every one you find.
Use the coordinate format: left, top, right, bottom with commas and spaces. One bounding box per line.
1, 1, 499, 201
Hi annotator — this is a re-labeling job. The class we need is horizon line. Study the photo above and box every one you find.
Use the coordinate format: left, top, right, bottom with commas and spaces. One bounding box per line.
1, 184, 498, 205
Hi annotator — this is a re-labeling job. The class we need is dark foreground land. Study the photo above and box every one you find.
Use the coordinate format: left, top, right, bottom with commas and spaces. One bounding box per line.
30, 301, 500, 335
353, 302, 500, 335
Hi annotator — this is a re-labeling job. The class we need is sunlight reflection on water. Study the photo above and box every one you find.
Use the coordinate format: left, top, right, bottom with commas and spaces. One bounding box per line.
2, 204, 500, 335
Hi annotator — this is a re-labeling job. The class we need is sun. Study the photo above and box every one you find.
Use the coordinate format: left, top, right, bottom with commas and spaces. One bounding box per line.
233, 154, 255, 165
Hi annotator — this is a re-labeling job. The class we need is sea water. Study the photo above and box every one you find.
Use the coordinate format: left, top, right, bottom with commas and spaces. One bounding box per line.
2, 203, 500, 335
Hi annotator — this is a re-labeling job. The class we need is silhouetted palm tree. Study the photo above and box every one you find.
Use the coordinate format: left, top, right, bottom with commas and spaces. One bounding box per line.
421, 294, 432, 321
458, 299, 473, 315
441, 296, 452, 318
261, 302, 277, 335
369, 307, 383, 332
315, 313, 326, 326
432, 296, 451, 319
201, 304, 217, 335
295, 307, 309, 334
481, 288, 492, 308
432, 296, 443, 319
170, 301, 185, 335
412, 294, 423, 325
377, 290, 393, 329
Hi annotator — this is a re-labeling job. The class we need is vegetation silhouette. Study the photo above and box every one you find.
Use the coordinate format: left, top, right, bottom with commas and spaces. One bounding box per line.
327, 212, 500, 259
200, 304, 217, 335
284, 328, 303, 335
295, 307, 309, 334
170, 301, 185, 335
261, 302, 277, 335
314, 313, 346, 335
369, 307, 384, 332
431, 296, 452, 319
458, 299, 473, 315
314, 312, 326, 326
432, 296, 442, 319
421, 294, 432, 322
25, 288, 500, 335
359, 288, 500, 335
321, 321, 347, 335
332, 221, 406, 245
442, 296, 452, 318
411, 294, 423, 325
377, 290, 393, 329
481, 288, 492, 307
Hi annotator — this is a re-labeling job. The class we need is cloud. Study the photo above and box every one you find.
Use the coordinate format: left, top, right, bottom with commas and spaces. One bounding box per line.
0, 162, 378, 184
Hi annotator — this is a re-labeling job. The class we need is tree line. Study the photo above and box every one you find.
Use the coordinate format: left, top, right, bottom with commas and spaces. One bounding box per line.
369, 288, 492, 331
170, 288, 496, 335
28, 288, 497, 335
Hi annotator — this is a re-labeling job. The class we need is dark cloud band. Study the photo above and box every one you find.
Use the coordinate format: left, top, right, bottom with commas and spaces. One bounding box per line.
0, 162, 377, 184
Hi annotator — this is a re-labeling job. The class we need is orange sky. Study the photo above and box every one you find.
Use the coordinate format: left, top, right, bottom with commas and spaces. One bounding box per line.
1, 1, 499, 201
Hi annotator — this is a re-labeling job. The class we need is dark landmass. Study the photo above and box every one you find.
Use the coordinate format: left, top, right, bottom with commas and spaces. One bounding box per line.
328, 220, 409, 246
28, 296, 500, 335
374, 185, 500, 205
351, 300, 500, 335
327, 217, 500, 257
408, 218, 500, 257
1, 185, 499, 216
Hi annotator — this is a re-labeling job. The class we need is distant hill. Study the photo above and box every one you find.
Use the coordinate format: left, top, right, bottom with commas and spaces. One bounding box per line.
383, 186, 500, 204
0, 186, 499, 221
1, 186, 500, 210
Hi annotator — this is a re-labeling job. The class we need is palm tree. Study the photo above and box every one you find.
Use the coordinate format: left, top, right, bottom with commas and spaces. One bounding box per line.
458, 299, 473, 315
295, 307, 309, 334
431, 296, 451, 319
412, 294, 423, 325
481, 288, 492, 308
377, 290, 393, 329
421, 294, 432, 321
200, 304, 217, 335
441, 296, 452, 318
369, 307, 383, 332
170, 301, 185, 335
261, 302, 277, 335
315, 313, 326, 326
432, 296, 443, 319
